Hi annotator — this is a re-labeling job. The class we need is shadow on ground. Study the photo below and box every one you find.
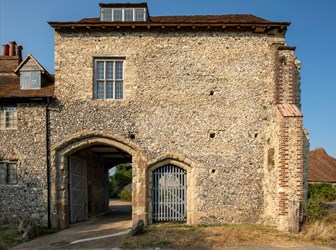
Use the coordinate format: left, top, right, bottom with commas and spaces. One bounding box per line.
11, 200, 132, 250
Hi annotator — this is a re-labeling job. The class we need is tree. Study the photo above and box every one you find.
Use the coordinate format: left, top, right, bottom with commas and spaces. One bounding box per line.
109, 163, 132, 199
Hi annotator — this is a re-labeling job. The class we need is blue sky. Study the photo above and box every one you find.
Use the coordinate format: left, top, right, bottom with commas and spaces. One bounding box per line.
0, 0, 335, 157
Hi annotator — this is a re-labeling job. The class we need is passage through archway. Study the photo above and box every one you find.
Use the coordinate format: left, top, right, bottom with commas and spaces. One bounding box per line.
68, 145, 132, 224
50, 132, 147, 229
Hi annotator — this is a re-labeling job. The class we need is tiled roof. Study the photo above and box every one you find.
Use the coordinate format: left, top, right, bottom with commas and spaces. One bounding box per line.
78, 14, 277, 24
0, 54, 54, 99
308, 148, 336, 183
49, 14, 289, 30
150, 14, 275, 24
0, 73, 54, 99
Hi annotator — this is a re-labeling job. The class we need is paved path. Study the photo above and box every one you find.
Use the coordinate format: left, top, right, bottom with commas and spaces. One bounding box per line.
11, 200, 132, 249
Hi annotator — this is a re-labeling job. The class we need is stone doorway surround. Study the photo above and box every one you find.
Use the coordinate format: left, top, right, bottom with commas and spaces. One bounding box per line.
50, 131, 147, 229
147, 154, 196, 224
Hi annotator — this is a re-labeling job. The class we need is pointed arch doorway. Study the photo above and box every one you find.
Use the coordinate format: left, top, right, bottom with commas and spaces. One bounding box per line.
49, 131, 147, 229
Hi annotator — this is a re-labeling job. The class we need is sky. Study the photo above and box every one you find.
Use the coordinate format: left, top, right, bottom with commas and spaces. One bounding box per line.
0, 0, 335, 157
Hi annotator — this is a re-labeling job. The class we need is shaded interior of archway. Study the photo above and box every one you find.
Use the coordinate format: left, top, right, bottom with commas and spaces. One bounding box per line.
67, 143, 132, 225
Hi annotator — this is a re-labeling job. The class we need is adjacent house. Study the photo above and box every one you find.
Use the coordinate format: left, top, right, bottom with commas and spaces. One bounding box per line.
308, 148, 336, 184
0, 2, 309, 232
0, 41, 54, 225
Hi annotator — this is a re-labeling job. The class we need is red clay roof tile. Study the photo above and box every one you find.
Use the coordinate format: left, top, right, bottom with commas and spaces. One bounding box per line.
308, 148, 336, 183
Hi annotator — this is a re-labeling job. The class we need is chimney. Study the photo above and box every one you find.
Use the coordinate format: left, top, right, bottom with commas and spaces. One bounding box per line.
0, 41, 22, 73
9, 41, 17, 56
2, 44, 9, 56
16, 45, 23, 61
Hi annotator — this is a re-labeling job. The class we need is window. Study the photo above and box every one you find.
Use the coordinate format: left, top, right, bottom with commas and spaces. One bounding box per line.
20, 71, 41, 89
124, 9, 133, 21
113, 9, 122, 21
101, 8, 146, 22
102, 8, 112, 21
0, 107, 17, 129
135, 9, 146, 21
0, 162, 17, 185
94, 59, 124, 100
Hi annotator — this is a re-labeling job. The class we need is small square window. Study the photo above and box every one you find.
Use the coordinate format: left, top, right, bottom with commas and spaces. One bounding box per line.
0, 162, 17, 185
0, 106, 17, 129
94, 58, 125, 100
20, 71, 41, 89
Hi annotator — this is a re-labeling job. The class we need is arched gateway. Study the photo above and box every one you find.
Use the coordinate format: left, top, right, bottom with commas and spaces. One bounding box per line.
49, 131, 147, 229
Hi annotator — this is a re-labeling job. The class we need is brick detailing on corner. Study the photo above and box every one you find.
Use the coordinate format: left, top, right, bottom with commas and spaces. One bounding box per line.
273, 44, 307, 232
274, 46, 297, 105
277, 113, 305, 230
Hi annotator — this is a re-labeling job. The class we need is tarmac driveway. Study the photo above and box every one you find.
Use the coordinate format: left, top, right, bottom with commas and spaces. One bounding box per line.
11, 200, 132, 249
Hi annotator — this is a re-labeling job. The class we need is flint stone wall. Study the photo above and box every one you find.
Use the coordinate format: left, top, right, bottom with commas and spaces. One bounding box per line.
51, 29, 287, 225
0, 104, 48, 226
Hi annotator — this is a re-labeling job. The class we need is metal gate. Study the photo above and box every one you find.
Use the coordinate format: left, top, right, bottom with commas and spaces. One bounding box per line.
152, 164, 187, 222
69, 156, 88, 223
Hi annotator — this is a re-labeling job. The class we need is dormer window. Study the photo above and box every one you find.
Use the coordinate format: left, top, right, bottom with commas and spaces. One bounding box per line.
101, 8, 147, 22
14, 54, 52, 91
99, 3, 149, 22
20, 71, 41, 89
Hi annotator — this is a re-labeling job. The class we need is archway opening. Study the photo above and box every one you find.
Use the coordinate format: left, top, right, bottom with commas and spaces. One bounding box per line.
67, 144, 132, 224
152, 164, 187, 222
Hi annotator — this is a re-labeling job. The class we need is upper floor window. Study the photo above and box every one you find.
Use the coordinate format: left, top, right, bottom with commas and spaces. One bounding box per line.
0, 106, 17, 129
20, 71, 41, 89
0, 162, 17, 185
94, 58, 124, 100
101, 8, 147, 22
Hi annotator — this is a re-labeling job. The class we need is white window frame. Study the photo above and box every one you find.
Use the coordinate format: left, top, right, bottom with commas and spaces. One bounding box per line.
93, 58, 125, 100
0, 161, 18, 185
101, 8, 146, 22
0, 106, 17, 130
20, 71, 41, 90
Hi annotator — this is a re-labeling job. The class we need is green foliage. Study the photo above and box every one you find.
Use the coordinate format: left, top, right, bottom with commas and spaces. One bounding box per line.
308, 183, 336, 201
109, 163, 132, 199
0, 226, 19, 250
109, 176, 119, 198
279, 55, 287, 65
0, 226, 58, 250
307, 183, 336, 222
307, 197, 329, 222
119, 189, 132, 201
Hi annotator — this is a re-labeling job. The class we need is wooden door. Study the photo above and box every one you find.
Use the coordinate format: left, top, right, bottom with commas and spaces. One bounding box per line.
69, 156, 88, 223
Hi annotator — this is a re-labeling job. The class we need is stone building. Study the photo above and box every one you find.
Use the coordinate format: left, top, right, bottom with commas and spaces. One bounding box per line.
0, 42, 54, 225
0, 3, 309, 232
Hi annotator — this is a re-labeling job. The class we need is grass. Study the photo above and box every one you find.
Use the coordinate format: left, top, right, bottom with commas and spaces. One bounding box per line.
0, 226, 19, 250
0, 226, 58, 250
122, 223, 305, 249
301, 213, 336, 242
1, 221, 334, 249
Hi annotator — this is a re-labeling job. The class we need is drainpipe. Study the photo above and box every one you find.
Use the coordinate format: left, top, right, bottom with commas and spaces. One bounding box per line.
46, 97, 52, 228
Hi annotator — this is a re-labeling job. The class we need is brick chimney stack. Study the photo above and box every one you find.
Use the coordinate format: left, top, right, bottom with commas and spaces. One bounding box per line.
16, 45, 23, 61
0, 41, 23, 73
2, 44, 9, 56
9, 41, 17, 56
